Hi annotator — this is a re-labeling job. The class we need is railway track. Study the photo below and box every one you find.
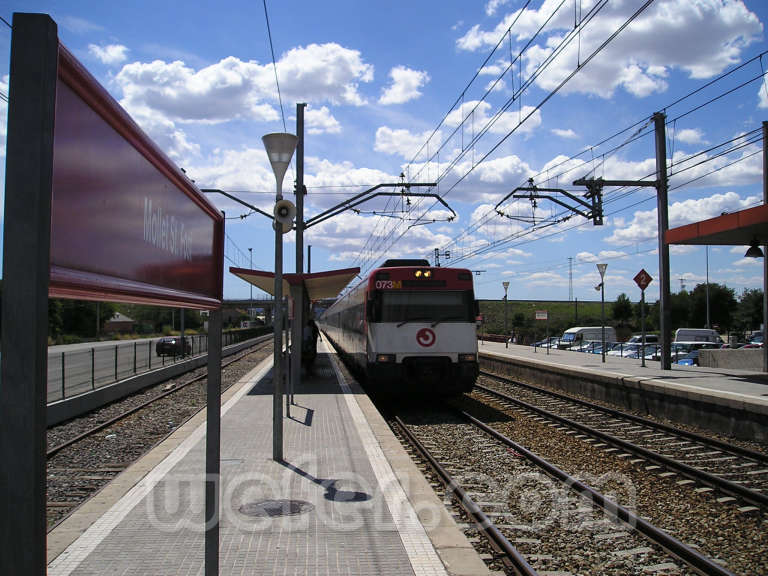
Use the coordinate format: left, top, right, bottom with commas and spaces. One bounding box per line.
476, 370, 768, 511
393, 404, 734, 576
46, 338, 273, 529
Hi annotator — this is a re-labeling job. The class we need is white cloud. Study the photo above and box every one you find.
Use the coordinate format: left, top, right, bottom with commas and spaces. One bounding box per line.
308, 210, 452, 264
306, 106, 341, 134
605, 191, 761, 245
551, 128, 578, 139
673, 127, 707, 145
379, 66, 430, 105
459, 0, 762, 99
374, 126, 438, 159
485, 0, 511, 17
115, 43, 373, 126
758, 81, 768, 109
88, 44, 129, 65
445, 100, 542, 136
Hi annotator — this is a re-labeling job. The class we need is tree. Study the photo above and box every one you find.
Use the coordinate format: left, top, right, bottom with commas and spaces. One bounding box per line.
689, 283, 736, 331
612, 293, 633, 326
669, 290, 692, 329
736, 288, 764, 331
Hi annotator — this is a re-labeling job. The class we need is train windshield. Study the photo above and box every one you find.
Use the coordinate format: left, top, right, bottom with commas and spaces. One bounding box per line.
376, 290, 474, 323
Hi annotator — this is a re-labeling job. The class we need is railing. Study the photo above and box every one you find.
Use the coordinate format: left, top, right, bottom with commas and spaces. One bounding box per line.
47, 329, 268, 403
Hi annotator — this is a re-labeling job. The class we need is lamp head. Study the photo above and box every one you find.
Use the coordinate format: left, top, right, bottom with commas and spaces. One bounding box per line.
745, 238, 764, 258
262, 133, 298, 198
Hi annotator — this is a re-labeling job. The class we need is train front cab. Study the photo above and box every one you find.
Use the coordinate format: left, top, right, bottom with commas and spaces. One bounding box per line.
364, 266, 479, 395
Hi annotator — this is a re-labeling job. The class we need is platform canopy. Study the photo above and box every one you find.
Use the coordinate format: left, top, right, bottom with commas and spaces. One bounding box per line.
229, 266, 360, 300
666, 204, 768, 245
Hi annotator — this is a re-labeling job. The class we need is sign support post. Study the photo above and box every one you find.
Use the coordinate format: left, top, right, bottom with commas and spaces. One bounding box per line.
205, 308, 222, 576
0, 14, 58, 576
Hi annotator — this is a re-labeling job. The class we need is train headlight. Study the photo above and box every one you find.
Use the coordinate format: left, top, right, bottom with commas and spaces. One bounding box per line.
376, 354, 395, 363
458, 353, 476, 362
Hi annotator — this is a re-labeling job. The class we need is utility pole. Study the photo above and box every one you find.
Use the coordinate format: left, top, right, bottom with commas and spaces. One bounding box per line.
572, 112, 671, 369
654, 112, 672, 371
568, 256, 573, 301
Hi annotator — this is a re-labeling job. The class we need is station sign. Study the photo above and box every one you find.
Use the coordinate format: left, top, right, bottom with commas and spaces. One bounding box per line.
535, 310, 548, 321
48, 45, 224, 309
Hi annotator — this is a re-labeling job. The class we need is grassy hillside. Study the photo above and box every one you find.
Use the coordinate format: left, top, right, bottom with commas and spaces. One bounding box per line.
478, 299, 632, 344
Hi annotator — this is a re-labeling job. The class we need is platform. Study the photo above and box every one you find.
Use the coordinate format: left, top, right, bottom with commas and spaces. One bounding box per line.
47, 341, 489, 576
479, 340, 768, 441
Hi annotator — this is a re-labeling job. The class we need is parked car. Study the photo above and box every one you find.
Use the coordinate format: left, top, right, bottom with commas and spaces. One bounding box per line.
533, 337, 560, 348
156, 336, 192, 356
673, 328, 721, 344
626, 334, 659, 345
558, 326, 617, 350
675, 349, 702, 366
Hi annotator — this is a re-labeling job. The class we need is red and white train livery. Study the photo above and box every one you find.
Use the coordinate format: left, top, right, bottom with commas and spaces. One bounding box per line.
320, 259, 479, 394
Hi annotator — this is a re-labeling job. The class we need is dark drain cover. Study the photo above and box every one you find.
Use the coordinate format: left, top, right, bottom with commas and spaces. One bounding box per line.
239, 499, 314, 518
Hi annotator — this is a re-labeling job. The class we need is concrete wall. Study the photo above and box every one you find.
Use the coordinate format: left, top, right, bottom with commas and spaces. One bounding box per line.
480, 353, 768, 442
699, 348, 763, 370
47, 334, 271, 426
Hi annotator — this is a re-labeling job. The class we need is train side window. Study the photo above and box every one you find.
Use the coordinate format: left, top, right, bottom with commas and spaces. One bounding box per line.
366, 292, 381, 322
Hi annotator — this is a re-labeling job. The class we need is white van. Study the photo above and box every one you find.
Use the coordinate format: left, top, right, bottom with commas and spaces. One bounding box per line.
558, 326, 617, 350
673, 328, 721, 343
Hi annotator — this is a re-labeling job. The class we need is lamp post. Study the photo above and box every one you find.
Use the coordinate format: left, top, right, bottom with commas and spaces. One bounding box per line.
248, 247, 253, 321
597, 263, 607, 363
502, 281, 509, 348
262, 132, 297, 462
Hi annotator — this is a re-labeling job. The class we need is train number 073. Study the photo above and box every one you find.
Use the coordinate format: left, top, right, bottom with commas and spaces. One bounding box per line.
375, 280, 401, 289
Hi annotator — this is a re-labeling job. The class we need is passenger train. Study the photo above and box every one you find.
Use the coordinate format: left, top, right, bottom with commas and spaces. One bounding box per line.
320, 259, 479, 394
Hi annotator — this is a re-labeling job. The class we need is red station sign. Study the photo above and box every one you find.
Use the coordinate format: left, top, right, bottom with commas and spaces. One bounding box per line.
48, 45, 224, 309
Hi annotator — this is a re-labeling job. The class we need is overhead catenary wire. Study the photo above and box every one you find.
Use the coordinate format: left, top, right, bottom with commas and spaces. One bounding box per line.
357, 0, 655, 274
262, 0, 287, 133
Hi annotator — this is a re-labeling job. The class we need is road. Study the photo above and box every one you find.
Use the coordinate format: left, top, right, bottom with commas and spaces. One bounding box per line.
46, 335, 208, 403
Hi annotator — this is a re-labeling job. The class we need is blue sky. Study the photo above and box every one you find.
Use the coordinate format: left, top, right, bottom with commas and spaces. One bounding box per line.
1, 0, 767, 303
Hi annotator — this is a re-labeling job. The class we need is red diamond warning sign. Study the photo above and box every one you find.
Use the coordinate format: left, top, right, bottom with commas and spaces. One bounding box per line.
634, 269, 653, 291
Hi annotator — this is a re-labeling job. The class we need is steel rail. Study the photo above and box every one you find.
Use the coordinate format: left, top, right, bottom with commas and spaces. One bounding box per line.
393, 416, 539, 576
46, 337, 271, 458
474, 381, 768, 510
479, 369, 768, 465
459, 409, 736, 576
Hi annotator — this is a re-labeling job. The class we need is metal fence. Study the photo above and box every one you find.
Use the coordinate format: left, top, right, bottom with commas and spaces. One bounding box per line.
47, 330, 262, 403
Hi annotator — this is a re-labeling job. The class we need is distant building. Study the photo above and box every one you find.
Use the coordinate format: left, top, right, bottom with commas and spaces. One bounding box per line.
104, 312, 135, 334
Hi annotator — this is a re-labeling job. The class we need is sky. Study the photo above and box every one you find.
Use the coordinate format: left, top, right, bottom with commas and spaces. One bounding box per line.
1, 0, 767, 304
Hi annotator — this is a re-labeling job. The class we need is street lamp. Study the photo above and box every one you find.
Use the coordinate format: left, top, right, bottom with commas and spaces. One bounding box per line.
262, 132, 297, 462
596, 263, 607, 363
502, 281, 510, 348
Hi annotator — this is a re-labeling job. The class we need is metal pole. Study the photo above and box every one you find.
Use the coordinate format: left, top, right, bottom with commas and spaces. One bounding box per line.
654, 112, 672, 370
204, 308, 222, 576
249, 247, 253, 317
115, 345, 119, 380
291, 103, 306, 402
273, 192, 284, 462
762, 121, 768, 373
308, 244, 312, 273
601, 282, 606, 363
705, 246, 710, 329
641, 289, 646, 368
61, 352, 66, 399
0, 14, 57, 575
92, 348, 96, 389
180, 307, 185, 358
134, 341, 137, 373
